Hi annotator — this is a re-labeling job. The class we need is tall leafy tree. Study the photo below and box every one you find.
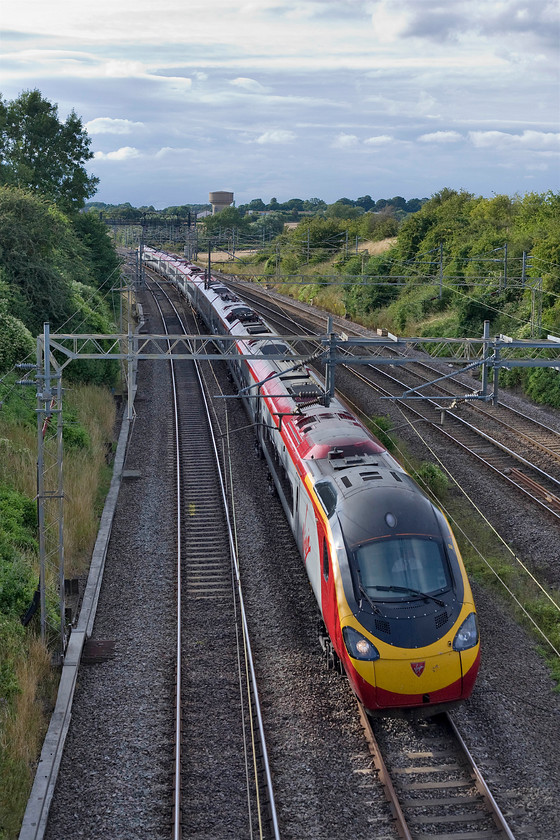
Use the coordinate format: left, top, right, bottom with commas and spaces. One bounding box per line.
0, 89, 98, 212
202, 206, 251, 235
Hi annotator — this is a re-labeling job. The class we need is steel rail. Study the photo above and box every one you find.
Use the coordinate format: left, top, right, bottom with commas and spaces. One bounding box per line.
446, 713, 516, 840
150, 276, 281, 840
377, 351, 560, 464
357, 703, 413, 840
146, 287, 184, 839
226, 288, 560, 520
226, 280, 560, 455
360, 706, 516, 840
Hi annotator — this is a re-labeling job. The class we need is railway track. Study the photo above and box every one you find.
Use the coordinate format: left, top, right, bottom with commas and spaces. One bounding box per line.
147, 276, 279, 839
167, 267, 519, 840
360, 708, 515, 840
31, 257, 553, 840
221, 277, 560, 522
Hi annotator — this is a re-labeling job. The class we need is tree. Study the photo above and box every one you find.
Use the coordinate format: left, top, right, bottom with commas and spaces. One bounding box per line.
325, 201, 362, 220
202, 206, 250, 235
405, 198, 423, 213
0, 89, 98, 212
302, 197, 327, 211
75, 212, 122, 288
356, 195, 375, 211
282, 198, 304, 211
0, 186, 118, 382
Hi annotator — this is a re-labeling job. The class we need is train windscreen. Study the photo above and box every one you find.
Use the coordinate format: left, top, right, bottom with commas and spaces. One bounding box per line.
355, 536, 450, 598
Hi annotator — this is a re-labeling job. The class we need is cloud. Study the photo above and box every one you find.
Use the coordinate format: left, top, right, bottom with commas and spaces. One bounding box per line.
93, 147, 142, 161
418, 131, 463, 143
468, 130, 560, 150
364, 134, 393, 145
2, 1, 556, 204
155, 146, 196, 159
370, 0, 560, 47
332, 132, 359, 148
230, 77, 267, 92
370, 0, 410, 42
254, 130, 297, 144
86, 117, 145, 135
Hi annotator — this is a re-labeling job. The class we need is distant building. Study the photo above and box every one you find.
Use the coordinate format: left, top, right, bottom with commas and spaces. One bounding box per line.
209, 191, 234, 214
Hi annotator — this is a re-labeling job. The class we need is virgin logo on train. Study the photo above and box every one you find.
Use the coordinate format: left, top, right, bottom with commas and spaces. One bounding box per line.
411, 662, 425, 676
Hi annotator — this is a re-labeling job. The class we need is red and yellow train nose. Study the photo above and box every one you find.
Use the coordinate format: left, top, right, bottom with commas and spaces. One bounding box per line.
372, 645, 479, 708
341, 611, 480, 711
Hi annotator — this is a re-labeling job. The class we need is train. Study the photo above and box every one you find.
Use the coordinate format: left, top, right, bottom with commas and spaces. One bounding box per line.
142, 246, 480, 713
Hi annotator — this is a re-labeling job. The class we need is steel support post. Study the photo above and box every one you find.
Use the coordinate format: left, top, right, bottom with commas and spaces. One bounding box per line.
36, 332, 48, 642
56, 369, 65, 656
481, 320, 490, 398
324, 317, 337, 406
493, 339, 500, 406
36, 324, 65, 653
127, 320, 135, 420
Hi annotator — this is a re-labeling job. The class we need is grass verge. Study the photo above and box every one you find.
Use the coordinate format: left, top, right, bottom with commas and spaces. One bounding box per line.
0, 382, 116, 838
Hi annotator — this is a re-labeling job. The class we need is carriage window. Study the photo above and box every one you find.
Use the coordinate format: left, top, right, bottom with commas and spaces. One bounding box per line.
323, 538, 329, 581
279, 464, 293, 511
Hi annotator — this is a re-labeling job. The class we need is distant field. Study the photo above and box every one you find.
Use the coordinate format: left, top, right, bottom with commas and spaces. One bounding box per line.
208, 237, 397, 266
360, 237, 397, 254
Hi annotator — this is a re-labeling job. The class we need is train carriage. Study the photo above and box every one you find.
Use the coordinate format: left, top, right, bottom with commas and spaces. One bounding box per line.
142, 247, 480, 712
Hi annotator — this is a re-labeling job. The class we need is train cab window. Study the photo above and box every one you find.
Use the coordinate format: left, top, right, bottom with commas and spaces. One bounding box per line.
355, 537, 449, 598
322, 538, 329, 581
315, 480, 337, 518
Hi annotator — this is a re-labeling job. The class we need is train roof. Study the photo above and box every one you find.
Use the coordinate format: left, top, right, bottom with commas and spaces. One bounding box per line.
144, 248, 397, 471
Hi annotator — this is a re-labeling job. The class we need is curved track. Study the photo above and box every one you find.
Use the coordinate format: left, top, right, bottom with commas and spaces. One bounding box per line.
222, 278, 560, 522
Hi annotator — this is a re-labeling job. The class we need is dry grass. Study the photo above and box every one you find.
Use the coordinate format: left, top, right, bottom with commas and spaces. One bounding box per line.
0, 638, 57, 838
0, 385, 116, 577
0, 383, 116, 836
63, 385, 116, 576
360, 237, 397, 255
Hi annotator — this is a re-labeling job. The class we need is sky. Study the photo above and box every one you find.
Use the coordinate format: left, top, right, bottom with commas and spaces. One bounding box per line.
1, 0, 559, 208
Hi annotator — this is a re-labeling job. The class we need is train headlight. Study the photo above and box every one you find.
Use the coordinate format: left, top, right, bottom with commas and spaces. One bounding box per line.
453, 613, 479, 651
342, 626, 380, 661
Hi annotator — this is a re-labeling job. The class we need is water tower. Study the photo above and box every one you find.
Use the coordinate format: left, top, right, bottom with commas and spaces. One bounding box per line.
209, 191, 234, 214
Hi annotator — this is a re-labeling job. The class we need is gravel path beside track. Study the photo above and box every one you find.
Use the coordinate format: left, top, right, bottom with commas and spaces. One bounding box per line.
45, 351, 177, 838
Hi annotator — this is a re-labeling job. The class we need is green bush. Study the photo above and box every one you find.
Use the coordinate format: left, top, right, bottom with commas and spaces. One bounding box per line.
413, 462, 449, 501
0, 614, 25, 701
365, 415, 396, 453
62, 406, 91, 449
0, 487, 37, 624
0, 378, 36, 426
0, 307, 35, 375
62, 423, 90, 449
0, 489, 37, 551
524, 367, 560, 408
0, 549, 36, 620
